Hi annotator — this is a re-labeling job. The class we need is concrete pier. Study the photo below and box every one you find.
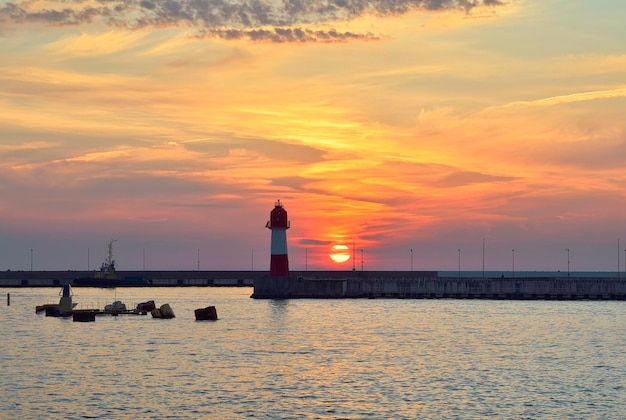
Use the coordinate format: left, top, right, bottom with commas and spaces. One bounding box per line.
252, 271, 626, 300
342, 276, 626, 300
2, 270, 626, 300
0, 270, 257, 287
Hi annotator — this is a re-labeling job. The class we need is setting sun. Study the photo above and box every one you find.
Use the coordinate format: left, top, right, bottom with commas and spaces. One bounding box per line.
329, 244, 351, 264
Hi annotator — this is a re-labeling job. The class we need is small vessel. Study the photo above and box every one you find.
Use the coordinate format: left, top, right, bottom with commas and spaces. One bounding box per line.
73, 240, 150, 287
104, 300, 127, 313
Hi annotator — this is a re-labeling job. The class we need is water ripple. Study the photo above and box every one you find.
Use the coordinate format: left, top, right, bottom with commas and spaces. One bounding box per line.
1, 289, 625, 418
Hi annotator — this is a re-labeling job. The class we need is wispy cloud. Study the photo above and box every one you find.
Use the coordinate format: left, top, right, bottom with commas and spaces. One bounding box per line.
1, 0, 509, 42
196, 27, 380, 43
45, 31, 148, 56
500, 87, 626, 108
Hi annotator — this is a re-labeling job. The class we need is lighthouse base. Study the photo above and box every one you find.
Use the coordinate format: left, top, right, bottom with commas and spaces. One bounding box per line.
251, 276, 296, 299
252, 275, 348, 299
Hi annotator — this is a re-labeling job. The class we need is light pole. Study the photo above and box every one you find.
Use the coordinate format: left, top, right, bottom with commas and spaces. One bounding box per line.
566, 248, 570, 277
30, 248, 33, 271
361, 249, 364, 271
458, 249, 461, 278
305, 248, 308, 271
512, 249, 515, 278
410, 249, 413, 271
482, 238, 485, 278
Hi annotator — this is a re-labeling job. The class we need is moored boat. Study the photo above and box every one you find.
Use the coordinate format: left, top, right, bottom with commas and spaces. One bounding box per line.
73, 240, 151, 287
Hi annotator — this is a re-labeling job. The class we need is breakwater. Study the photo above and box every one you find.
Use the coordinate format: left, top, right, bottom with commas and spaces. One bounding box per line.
254, 271, 626, 300
2, 270, 626, 300
0, 270, 256, 287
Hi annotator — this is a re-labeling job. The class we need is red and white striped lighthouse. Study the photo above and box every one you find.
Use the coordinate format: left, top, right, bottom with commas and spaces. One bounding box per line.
266, 200, 290, 277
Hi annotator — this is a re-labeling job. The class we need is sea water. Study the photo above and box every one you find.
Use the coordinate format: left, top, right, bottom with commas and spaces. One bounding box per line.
1, 287, 625, 419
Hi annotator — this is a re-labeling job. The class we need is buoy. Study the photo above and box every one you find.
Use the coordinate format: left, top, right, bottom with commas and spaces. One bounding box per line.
136, 300, 156, 312
73, 311, 96, 322
151, 303, 175, 319
194, 306, 218, 321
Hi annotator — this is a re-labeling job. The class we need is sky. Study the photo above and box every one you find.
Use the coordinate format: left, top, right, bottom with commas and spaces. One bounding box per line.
1, 0, 626, 272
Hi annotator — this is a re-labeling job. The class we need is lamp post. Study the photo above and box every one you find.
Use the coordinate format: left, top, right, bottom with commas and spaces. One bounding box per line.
30, 248, 33, 271
361, 249, 364, 271
512, 249, 515, 278
458, 249, 461, 278
482, 238, 485, 279
410, 249, 413, 271
305, 248, 308, 271
566, 248, 570, 277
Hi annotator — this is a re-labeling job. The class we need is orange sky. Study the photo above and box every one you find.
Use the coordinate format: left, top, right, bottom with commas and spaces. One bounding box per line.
1, 1, 625, 271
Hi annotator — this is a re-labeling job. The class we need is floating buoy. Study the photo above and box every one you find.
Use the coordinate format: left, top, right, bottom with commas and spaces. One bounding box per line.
151, 303, 175, 319
136, 300, 156, 312
73, 311, 96, 322
194, 306, 218, 321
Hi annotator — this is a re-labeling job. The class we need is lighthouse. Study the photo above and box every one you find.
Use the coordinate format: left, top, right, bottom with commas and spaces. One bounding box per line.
253, 200, 346, 299
266, 200, 290, 277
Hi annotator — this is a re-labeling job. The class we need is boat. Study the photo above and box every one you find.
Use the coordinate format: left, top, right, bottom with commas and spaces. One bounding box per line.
73, 240, 151, 287
104, 300, 127, 313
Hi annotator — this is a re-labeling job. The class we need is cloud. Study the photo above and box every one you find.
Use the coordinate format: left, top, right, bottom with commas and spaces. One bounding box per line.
300, 239, 333, 245
180, 137, 327, 165
0, 0, 509, 42
433, 170, 516, 187
500, 87, 626, 108
196, 27, 380, 43
45, 31, 148, 56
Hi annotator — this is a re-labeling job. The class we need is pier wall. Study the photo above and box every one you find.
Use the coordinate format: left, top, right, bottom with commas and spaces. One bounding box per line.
253, 276, 348, 298
251, 272, 626, 300
2, 270, 626, 300
342, 276, 626, 300
0, 270, 256, 287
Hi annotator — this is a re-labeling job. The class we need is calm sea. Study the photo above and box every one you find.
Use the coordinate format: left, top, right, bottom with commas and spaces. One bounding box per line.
1, 287, 625, 419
